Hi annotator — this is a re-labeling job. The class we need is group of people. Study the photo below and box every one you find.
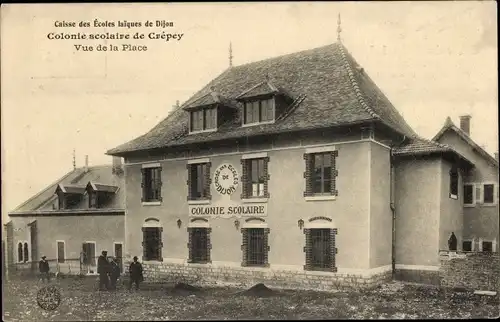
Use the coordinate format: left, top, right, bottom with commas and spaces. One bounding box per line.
97, 251, 144, 291
38, 251, 144, 291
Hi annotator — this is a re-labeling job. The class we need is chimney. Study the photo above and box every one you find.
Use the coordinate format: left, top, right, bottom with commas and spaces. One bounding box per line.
112, 156, 123, 175
459, 115, 471, 136
84, 155, 89, 172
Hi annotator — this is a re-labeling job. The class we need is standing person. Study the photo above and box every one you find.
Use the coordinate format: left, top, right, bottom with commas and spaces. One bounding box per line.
128, 256, 143, 291
108, 257, 121, 291
39, 256, 50, 283
97, 251, 110, 291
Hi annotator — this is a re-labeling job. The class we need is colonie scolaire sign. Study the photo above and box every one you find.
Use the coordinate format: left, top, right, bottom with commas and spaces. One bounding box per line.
188, 163, 268, 217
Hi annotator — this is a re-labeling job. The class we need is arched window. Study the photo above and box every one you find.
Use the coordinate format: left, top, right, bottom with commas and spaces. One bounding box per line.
23, 242, 29, 263
17, 242, 23, 263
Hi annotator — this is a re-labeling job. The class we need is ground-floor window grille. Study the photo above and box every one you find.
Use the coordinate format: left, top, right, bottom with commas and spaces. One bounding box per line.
142, 227, 163, 261
304, 228, 337, 272
241, 228, 270, 267
188, 228, 211, 263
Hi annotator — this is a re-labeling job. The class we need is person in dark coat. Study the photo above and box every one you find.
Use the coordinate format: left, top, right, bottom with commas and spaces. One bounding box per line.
128, 256, 143, 291
97, 251, 110, 290
39, 256, 50, 282
108, 257, 121, 290
448, 232, 457, 251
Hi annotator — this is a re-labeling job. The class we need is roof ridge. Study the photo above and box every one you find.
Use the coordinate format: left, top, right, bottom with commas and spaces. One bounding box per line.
337, 43, 380, 119
233, 43, 336, 70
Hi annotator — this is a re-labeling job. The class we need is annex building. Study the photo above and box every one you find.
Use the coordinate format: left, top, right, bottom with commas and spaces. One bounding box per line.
106, 38, 498, 290
5, 157, 126, 276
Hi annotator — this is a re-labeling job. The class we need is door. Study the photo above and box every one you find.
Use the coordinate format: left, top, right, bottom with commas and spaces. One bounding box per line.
310, 229, 331, 270
114, 243, 123, 273
82, 242, 96, 274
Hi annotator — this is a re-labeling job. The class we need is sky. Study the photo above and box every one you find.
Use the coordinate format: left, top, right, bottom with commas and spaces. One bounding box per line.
1, 2, 498, 222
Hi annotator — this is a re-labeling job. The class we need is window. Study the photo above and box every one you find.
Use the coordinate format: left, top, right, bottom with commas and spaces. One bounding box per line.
187, 162, 211, 200
17, 242, 23, 263
241, 157, 269, 199
449, 167, 458, 199
58, 193, 65, 210
463, 184, 474, 206
142, 227, 163, 261
141, 167, 162, 202
188, 228, 211, 263
462, 240, 473, 251
483, 184, 495, 204
23, 242, 29, 263
304, 151, 338, 197
304, 228, 337, 272
243, 98, 274, 125
241, 228, 270, 267
190, 107, 216, 132
57, 241, 65, 263
482, 241, 493, 252
89, 191, 98, 208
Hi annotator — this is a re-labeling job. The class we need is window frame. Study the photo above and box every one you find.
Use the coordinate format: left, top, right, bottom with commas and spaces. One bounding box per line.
82, 241, 97, 267
56, 240, 66, 264
189, 107, 218, 134
462, 239, 474, 251
187, 227, 212, 264
303, 147, 338, 201
241, 155, 270, 200
17, 241, 24, 263
141, 164, 163, 204
449, 167, 459, 200
303, 227, 338, 272
479, 238, 497, 252
463, 183, 475, 207
142, 226, 163, 262
242, 97, 276, 126
482, 183, 497, 205
187, 160, 212, 202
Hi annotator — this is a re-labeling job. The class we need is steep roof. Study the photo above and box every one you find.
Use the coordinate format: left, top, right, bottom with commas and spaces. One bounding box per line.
9, 165, 125, 215
107, 42, 417, 156
432, 117, 499, 167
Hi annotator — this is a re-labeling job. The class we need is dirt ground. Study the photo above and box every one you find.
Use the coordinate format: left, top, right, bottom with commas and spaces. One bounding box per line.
2, 275, 499, 321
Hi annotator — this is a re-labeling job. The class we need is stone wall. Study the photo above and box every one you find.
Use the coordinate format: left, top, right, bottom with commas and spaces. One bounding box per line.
439, 251, 500, 292
132, 261, 392, 291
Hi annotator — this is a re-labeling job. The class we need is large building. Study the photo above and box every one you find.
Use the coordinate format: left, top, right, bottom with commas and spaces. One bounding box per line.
5, 158, 126, 276
103, 39, 498, 290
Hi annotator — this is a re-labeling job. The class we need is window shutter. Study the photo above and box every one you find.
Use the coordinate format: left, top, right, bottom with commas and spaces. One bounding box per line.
187, 228, 193, 263
330, 228, 338, 272
206, 227, 212, 263
263, 157, 270, 198
264, 228, 270, 267
303, 228, 312, 270
140, 168, 146, 202
186, 164, 192, 201
331, 150, 339, 196
303, 153, 313, 197
241, 228, 248, 267
240, 159, 249, 199
205, 162, 212, 200
157, 168, 163, 202
141, 227, 146, 261
158, 227, 163, 261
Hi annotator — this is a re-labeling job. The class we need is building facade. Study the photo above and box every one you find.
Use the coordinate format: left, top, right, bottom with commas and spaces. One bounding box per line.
5, 159, 126, 276
107, 40, 497, 290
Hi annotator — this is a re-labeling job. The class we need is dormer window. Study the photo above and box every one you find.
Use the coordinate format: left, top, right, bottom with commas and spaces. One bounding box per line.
183, 89, 235, 134
86, 181, 119, 209
190, 107, 217, 132
55, 184, 85, 210
243, 98, 275, 125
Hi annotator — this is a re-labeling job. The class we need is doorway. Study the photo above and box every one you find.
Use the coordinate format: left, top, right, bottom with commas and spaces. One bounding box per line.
114, 242, 123, 273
